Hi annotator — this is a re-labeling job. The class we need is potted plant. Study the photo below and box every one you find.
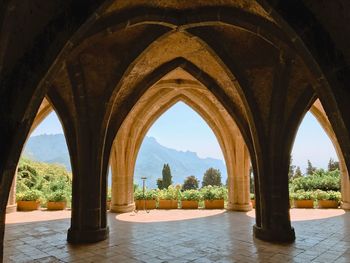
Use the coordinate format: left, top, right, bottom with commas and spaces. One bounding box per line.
250, 193, 255, 208
134, 189, 157, 210
158, 186, 178, 209
107, 188, 112, 210
16, 189, 41, 211
315, 190, 340, 208
181, 190, 201, 209
46, 190, 67, 210
202, 186, 226, 209
291, 191, 314, 208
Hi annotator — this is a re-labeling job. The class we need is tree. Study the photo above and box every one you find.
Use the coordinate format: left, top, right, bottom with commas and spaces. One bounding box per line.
183, 175, 199, 190
328, 158, 340, 171
202, 168, 222, 187
156, 178, 163, 190
294, 166, 302, 179
306, 160, 316, 175
162, 163, 172, 189
288, 155, 296, 180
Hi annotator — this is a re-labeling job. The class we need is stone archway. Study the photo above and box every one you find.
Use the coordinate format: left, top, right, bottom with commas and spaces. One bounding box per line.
310, 100, 350, 209
6, 98, 52, 213
109, 68, 252, 213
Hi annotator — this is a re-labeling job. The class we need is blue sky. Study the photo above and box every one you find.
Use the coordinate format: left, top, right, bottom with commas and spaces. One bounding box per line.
31, 102, 338, 173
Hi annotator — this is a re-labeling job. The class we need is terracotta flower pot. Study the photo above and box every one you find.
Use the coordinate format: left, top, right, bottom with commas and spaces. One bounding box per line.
158, 199, 178, 209
251, 200, 255, 208
293, 200, 314, 208
181, 200, 199, 209
135, 200, 156, 210
204, 199, 224, 209
47, 201, 66, 210
17, 201, 40, 211
318, 200, 339, 208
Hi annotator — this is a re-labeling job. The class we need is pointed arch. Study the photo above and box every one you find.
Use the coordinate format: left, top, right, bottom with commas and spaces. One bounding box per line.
110, 68, 252, 212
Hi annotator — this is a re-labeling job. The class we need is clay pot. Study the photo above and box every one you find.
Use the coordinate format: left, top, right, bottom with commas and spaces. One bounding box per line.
204, 199, 224, 209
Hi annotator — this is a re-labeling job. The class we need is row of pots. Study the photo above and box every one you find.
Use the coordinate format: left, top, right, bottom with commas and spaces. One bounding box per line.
251, 200, 339, 209
135, 199, 224, 210
17, 201, 66, 211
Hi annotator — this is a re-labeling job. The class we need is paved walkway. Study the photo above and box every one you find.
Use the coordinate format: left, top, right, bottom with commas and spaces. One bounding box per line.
4, 209, 350, 262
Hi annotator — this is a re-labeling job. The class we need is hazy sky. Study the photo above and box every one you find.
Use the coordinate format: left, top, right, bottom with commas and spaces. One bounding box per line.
31, 101, 338, 173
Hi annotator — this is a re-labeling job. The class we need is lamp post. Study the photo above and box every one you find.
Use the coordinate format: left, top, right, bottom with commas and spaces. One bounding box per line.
137, 177, 150, 213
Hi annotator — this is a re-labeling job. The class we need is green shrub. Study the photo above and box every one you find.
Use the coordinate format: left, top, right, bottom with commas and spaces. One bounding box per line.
107, 188, 112, 201
158, 186, 179, 200
314, 190, 341, 201
134, 189, 157, 200
290, 169, 340, 192
201, 186, 227, 200
250, 193, 255, 200
46, 190, 67, 202
181, 190, 201, 201
290, 191, 314, 200
16, 189, 42, 201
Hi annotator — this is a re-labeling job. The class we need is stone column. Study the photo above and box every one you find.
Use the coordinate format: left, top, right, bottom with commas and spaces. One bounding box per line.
109, 142, 135, 213
340, 159, 350, 209
5, 175, 16, 213
227, 131, 252, 211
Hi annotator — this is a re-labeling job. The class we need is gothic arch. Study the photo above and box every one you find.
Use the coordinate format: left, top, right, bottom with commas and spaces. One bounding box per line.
109, 68, 252, 213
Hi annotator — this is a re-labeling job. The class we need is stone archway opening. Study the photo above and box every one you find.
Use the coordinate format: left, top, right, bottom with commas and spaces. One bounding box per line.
109, 68, 252, 214
288, 99, 350, 209
6, 98, 73, 216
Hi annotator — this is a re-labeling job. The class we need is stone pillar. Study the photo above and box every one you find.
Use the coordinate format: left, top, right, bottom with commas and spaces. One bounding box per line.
5, 175, 17, 213
340, 160, 350, 209
109, 142, 135, 213
67, 135, 109, 243
227, 131, 252, 211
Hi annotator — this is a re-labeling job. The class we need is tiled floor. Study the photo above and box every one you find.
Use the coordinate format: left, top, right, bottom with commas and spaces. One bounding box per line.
4, 209, 350, 262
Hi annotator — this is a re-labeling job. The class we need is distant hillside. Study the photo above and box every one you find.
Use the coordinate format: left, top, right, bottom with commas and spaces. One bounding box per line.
23, 134, 227, 188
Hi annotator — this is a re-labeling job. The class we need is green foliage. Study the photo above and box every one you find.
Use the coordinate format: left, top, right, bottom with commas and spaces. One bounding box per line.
107, 188, 112, 201
202, 168, 222, 187
314, 190, 341, 201
288, 155, 295, 180
158, 186, 179, 200
306, 160, 316, 175
181, 190, 202, 201
183, 175, 199, 190
157, 178, 163, 190
16, 189, 42, 201
201, 186, 227, 200
161, 164, 172, 189
290, 191, 314, 200
46, 190, 67, 202
289, 169, 340, 192
294, 166, 303, 179
16, 158, 72, 205
250, 193, 255, 200
134, 189, 158, 200
328, 158, 340, 172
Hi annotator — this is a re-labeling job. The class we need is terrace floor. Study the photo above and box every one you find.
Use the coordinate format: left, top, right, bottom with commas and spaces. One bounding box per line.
4, 209, 350, 262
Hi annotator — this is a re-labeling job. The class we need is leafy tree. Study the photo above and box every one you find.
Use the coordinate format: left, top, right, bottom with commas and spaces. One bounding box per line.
183, 175, 199, 190
294, 166, 302, 179
288, 156, 296, 180
306, 160, 316, 175
328, 158, 340, 171
156, 178, 163, 190
202, 168, 222, 187
161, 163, 172, 189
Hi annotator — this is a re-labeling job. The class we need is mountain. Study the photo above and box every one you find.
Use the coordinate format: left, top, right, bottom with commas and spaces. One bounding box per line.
23, 134, 227, 188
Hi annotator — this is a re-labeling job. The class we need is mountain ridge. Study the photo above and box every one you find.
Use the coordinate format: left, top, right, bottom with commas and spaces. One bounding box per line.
23, 134, 227, 188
